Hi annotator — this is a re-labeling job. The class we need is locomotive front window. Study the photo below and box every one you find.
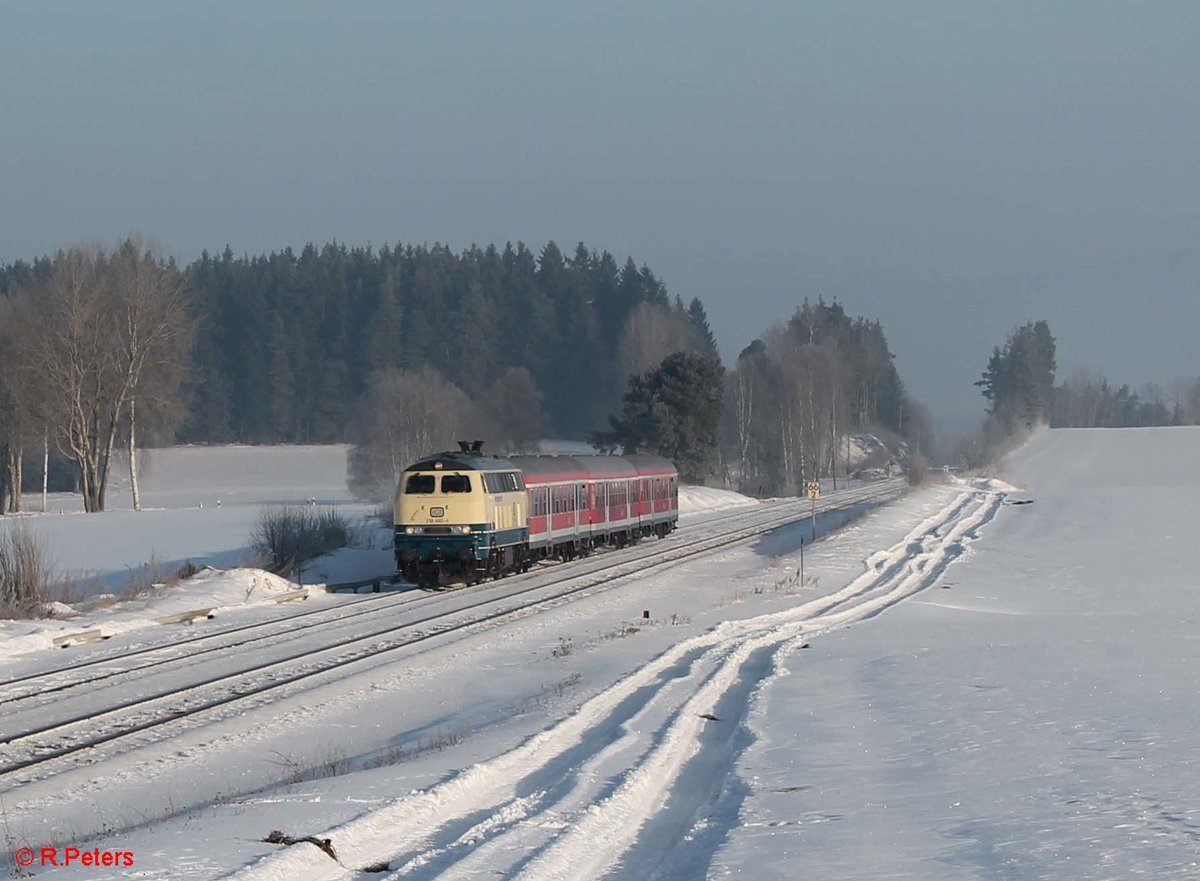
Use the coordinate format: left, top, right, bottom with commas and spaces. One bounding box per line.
441, 475, 472, 493
405, 474, 436, 494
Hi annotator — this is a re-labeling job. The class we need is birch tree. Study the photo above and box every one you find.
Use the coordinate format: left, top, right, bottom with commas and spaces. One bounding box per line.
109, 239, 193, 510
23, 242, 191, 512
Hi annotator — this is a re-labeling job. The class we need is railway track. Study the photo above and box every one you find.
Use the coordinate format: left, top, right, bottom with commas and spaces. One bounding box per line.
0, 480, 902, 789
0, 484, 886, 703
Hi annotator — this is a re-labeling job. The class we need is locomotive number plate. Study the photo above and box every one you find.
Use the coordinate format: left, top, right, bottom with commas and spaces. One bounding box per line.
430, 506, 445, 518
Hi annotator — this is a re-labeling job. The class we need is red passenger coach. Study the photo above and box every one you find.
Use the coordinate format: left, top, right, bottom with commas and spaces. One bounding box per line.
511, 454, 678, 561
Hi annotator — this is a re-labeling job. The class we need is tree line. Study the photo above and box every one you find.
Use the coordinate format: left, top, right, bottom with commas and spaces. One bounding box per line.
2, 236, 931, 511
0, 238, 722, 510
1050, 372, 1200, 428
716, 300, 930, 494
960, 319, 1199, 468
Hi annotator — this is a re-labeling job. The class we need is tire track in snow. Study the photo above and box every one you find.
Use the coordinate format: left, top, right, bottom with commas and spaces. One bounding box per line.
223, 487, 1001, 881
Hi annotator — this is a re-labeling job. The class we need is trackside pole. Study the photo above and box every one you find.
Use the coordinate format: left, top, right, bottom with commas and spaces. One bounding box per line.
799, 537, 804, 587
807, 480, 819, 544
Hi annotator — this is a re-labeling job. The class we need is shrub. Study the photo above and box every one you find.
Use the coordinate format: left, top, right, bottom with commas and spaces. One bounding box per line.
0, 523, 53, 614
251, 506, 350, 575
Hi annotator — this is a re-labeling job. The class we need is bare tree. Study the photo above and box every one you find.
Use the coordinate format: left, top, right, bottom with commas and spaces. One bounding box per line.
21, 248, 118, 512
728, 366, 755, 489
614, 302, 700, 385
0, 291, 59, 514
0, 299, 24, 513
1186, 378, 1200, 425
109, 239, 194, 510
22, 242, 191, 513
480, 367, 544, 454
347, 368, 480, 501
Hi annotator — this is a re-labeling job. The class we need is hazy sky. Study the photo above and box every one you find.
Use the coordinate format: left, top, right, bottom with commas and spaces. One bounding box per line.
3, 2, 1198, 437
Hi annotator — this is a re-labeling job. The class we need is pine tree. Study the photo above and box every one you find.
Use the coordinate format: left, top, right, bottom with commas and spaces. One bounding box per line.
687, 297, 719, 360
976, 320, 1057, 429
592, 352, 725, 482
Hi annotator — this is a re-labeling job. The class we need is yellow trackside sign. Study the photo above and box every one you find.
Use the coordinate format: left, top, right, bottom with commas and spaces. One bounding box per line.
807, 481, 820, 500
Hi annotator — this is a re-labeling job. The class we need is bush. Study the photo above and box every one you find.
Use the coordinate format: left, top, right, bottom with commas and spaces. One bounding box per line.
251, 506, 350, 575
0, 523, 53, 614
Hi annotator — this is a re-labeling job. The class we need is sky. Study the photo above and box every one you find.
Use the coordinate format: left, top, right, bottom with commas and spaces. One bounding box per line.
2, 2, 1198, 438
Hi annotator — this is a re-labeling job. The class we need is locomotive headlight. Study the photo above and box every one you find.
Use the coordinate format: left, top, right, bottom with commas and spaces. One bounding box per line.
450, 525, 472, 535
461, 525, 472, 534
405, 526, 423, 535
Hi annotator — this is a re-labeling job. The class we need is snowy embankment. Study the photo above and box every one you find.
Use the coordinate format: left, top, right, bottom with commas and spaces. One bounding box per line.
0, 568, 309, 659
716, 426, 1200, 880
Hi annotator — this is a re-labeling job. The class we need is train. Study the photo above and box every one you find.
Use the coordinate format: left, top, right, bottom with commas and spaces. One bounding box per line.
394, 441, 679, 586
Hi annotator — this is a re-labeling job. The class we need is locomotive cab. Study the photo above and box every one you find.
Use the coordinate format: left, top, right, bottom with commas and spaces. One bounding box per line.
394, 449, 529, 586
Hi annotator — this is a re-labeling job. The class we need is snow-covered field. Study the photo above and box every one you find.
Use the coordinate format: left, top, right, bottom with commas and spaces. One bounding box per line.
1, 445, 364, 588
3, 427, 1197, 879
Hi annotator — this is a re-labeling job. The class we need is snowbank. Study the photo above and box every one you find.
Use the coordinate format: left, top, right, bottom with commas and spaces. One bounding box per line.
678, 484, 758, 515
0, 567, 314, 662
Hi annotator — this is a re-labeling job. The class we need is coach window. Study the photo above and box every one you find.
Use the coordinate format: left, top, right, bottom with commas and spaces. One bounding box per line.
441, 475, 472, 493
405, 474, 435, 494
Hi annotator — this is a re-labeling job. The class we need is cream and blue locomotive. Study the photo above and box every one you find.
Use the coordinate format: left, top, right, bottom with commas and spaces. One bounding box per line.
395, 441, 680, 586
394, 441, 531, 585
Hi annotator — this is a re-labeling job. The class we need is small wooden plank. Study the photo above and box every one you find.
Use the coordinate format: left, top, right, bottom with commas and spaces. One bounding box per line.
155, 607, 215, 625
272, 589, 310, 603
53, 629, 107, 648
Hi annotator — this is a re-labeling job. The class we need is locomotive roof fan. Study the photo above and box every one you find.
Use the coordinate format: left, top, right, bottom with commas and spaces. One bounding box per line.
456, 440, 486, 455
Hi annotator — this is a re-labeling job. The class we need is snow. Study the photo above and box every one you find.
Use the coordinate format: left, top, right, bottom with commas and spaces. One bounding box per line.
4, 427, 1198, 880
677, 485, 758, 518
0, 567, 314, 660
1, 445, 362, 588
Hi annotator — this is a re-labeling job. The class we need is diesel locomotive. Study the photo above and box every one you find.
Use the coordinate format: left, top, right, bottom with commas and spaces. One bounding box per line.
394, 441, 678, 585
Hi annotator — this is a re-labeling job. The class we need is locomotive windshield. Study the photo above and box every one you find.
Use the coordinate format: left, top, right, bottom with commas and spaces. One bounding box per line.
441, 475, 472, 493
404, 474, 435, 494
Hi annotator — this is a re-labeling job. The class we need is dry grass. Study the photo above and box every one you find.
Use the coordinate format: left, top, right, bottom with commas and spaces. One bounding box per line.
0, 523, 54, 617
251, 506, 350, 575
